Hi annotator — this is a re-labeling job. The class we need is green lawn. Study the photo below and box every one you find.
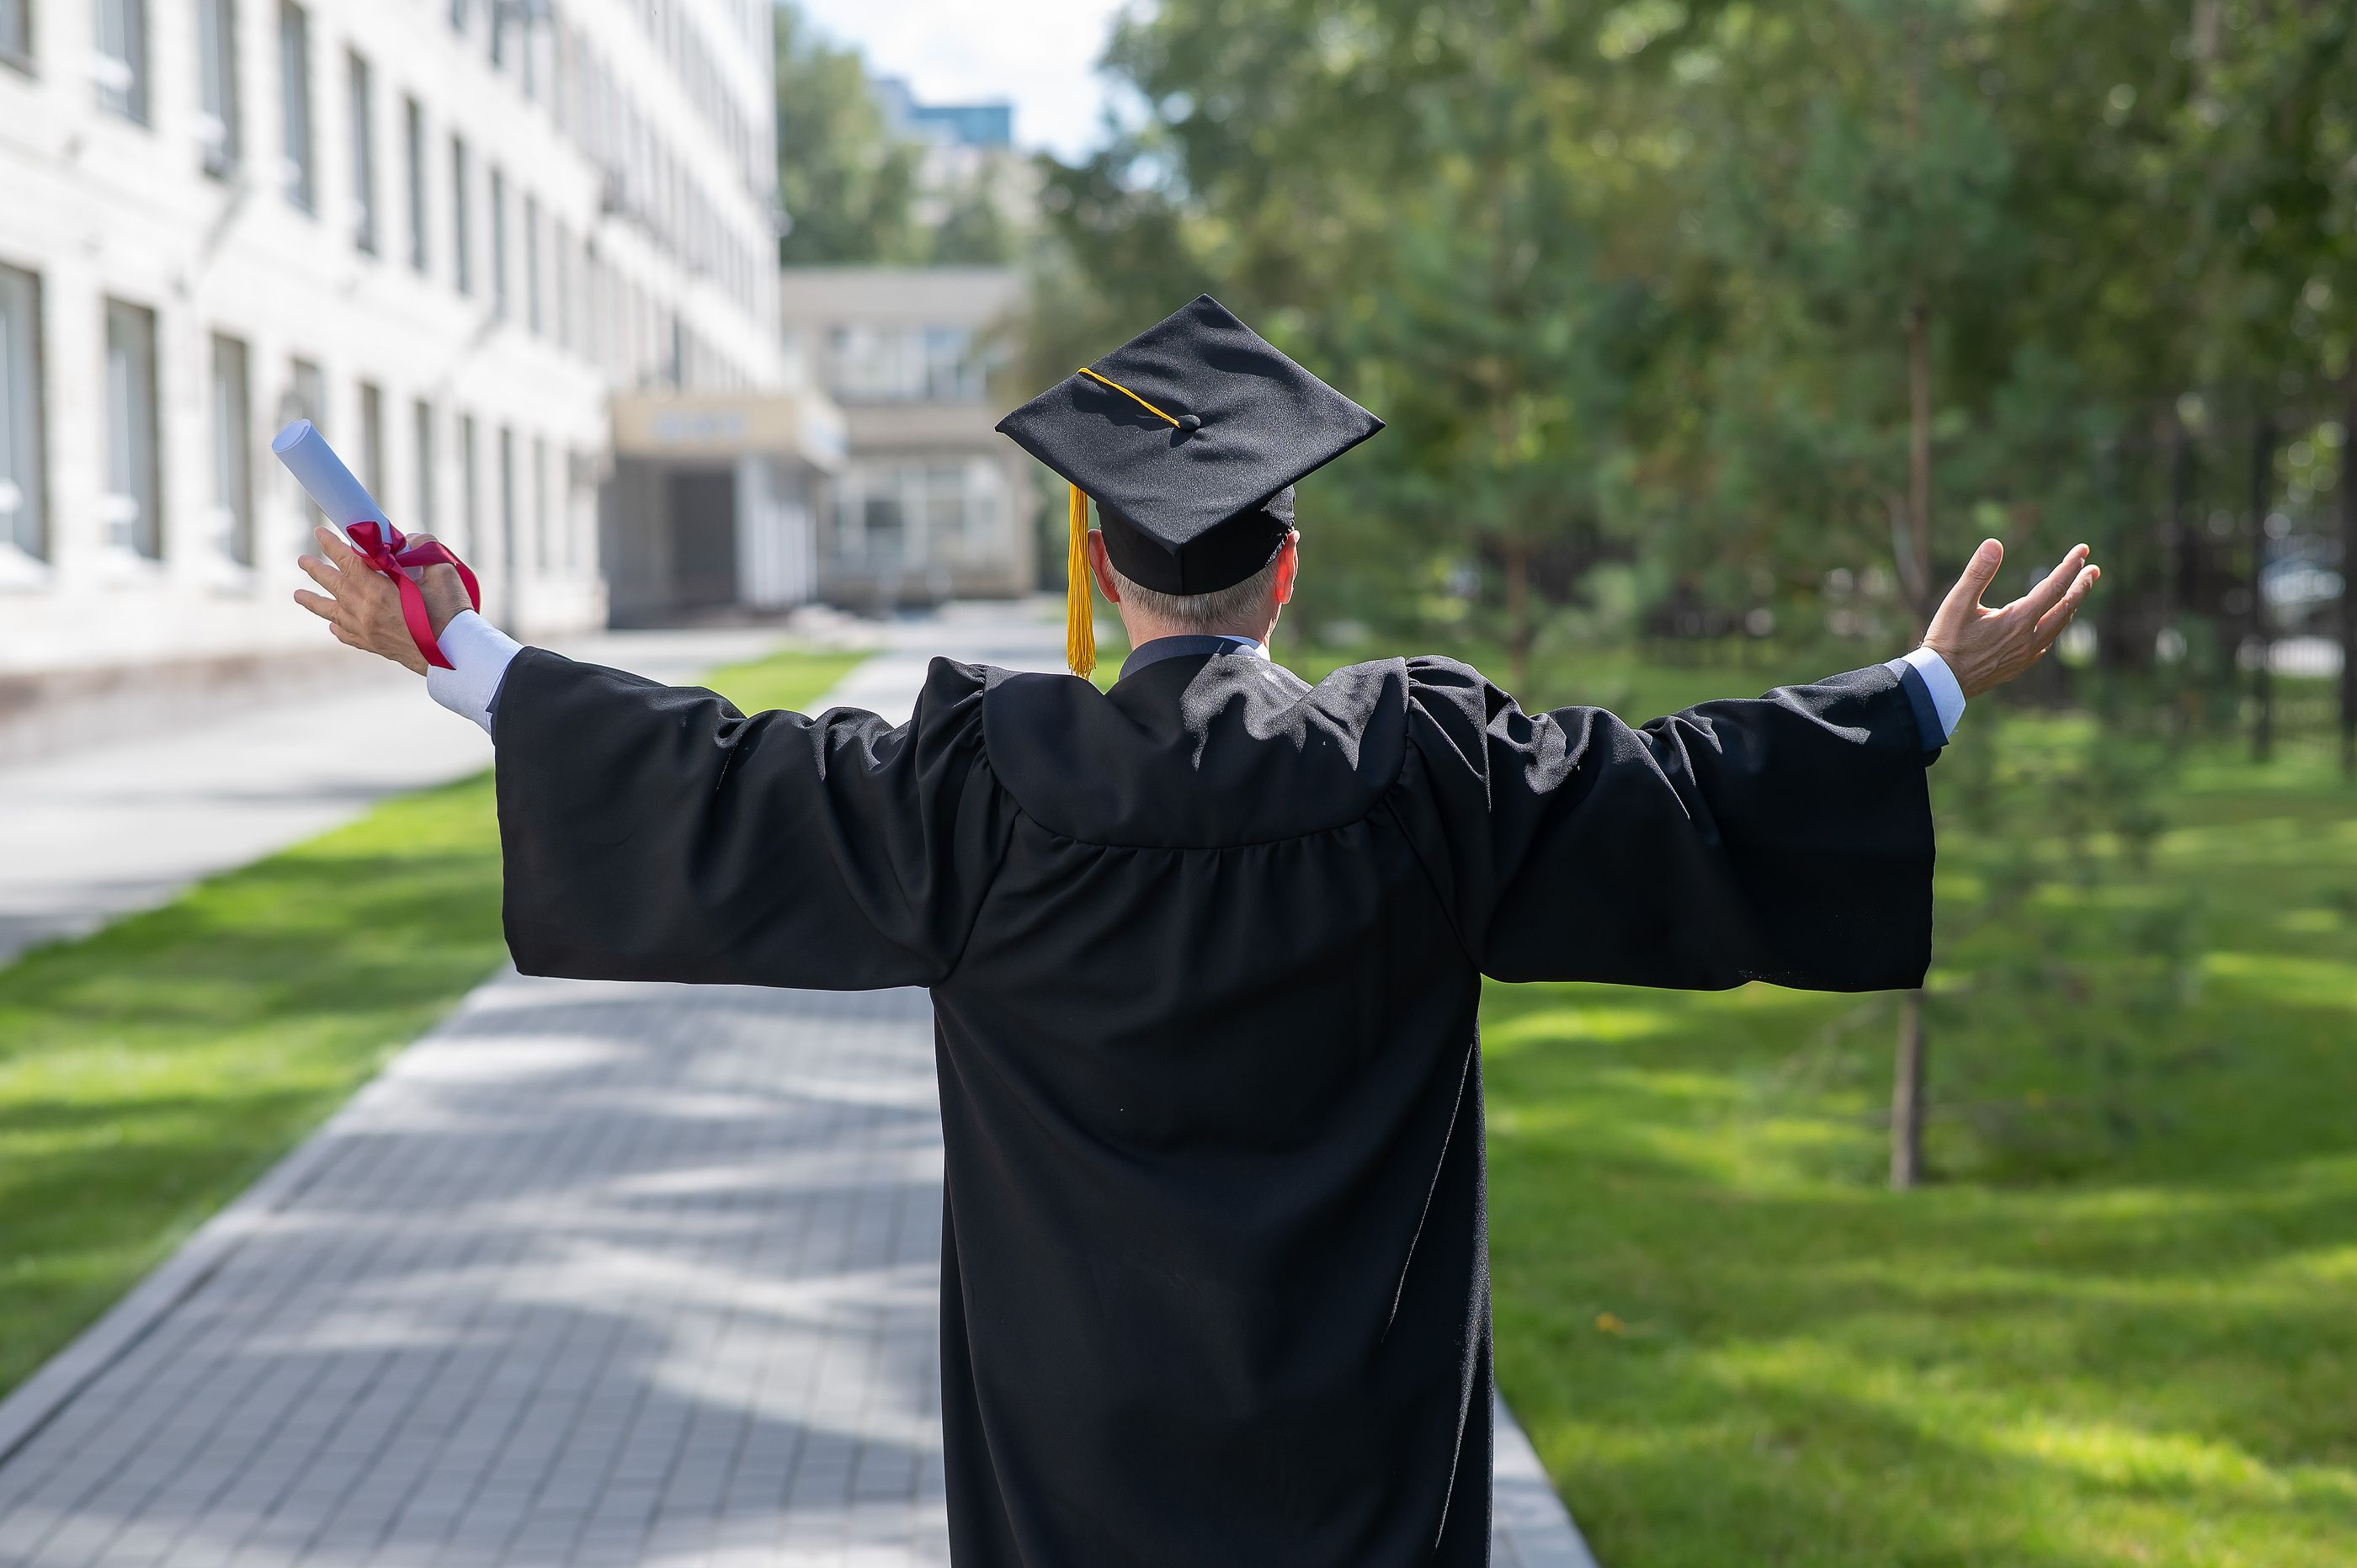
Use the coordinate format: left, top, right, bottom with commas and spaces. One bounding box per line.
0, 649, 862, 1400
1474, 713, 2357, 1564
1241, 627, 2356, 1561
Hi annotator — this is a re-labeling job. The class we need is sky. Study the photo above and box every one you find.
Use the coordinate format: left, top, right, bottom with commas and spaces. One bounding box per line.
790, 0, 1139, 162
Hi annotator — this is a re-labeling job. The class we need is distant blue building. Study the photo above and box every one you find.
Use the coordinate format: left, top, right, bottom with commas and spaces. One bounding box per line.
909, 101, 1014, 150
872, 77, 1014, 150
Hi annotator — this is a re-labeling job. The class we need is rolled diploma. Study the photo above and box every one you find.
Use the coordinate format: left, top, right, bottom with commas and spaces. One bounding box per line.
272, 419, 389, 545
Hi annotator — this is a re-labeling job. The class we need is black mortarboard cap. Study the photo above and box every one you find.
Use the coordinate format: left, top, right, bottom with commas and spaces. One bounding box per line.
996, 295, 1384, 674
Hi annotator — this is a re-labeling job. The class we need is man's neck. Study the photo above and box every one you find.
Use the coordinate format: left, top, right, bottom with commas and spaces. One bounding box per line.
1119, 617, 1270, 649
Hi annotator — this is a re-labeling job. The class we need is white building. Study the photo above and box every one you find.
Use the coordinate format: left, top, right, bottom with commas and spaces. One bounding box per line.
0, 0, 786, 689
779, 266, 1037, 609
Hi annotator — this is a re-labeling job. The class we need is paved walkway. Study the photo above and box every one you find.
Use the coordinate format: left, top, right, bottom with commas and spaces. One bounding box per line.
0, 609, 1595, 1567
0, 629, 792, 969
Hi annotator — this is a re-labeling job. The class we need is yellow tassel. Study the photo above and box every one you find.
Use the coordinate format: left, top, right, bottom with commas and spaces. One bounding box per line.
1065, 483, 1096, 678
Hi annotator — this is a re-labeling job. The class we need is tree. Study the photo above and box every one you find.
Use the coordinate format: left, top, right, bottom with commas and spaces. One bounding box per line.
929, 166, 1021, 266
774, 3, 924, 265
1035, 0, 1688, 678
1030, 0, 2356, 1186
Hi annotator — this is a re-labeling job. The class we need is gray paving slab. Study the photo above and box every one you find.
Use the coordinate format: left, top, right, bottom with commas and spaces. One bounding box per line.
0, 603, 1595, 1567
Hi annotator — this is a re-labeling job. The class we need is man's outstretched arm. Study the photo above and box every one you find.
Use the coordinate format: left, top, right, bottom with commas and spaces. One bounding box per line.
1400, 537, 2099, 992
292, 524, 1012, 991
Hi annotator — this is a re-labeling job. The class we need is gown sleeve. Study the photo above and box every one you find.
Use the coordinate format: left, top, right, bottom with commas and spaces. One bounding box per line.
1397, 658, 1936, 991
490, 649, 1012, 991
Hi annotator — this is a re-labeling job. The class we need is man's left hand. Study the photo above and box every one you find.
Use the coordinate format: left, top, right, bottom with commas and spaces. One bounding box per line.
294, 525, 471, 676
1921, 539, 2101, 699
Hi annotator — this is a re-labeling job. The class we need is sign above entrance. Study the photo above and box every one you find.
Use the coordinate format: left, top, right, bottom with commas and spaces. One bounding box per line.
610, 392, 847, 472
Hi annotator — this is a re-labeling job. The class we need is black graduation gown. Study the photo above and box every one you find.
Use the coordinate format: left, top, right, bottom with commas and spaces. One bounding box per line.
491, 646, 1936, 1567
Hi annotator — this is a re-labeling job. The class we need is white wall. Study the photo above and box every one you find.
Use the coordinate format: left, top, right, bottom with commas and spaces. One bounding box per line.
0, 0, 783, 674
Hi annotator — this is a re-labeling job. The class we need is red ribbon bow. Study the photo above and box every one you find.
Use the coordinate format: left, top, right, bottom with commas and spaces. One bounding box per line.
345, 520, 482, 671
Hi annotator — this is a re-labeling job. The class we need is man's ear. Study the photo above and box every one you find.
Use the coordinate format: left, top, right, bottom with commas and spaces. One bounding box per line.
1274, 530, 1301, 607
1086, 529, 1122, 603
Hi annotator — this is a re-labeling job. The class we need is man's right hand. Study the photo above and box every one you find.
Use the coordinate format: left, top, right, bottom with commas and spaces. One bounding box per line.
294, 525, 473, 676
1920, 539, 2101, 699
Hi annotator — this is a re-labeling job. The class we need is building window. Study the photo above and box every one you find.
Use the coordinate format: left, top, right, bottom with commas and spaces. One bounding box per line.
284, 356, 321, 529
94, 0, 149, 123
581, 251, 600, 367
552, 220, 572, 352
532, 436, 548, 570
0, 1, 29, 71
403, 98, 428, 273
458, 412, 477, 556
566, 449, 587, 570
279, 2, 314, 213
196, 0, 240, 177
210, 335, 253, 566
830, 460, 1009, 574
488, 166, 508, 318
0, 264, 44, 564
347, 50, 375, 253
103, 300, 161, 560
497, 425, 515, 582
825, 325, 987, 403
358, 380, 384, 505
524, 193, 541, 335
286, 356, 322, 423
549, 17, 569, 129
858, 491, 905, 568
412, 400, 435, 535
923, 327, 986, 400
450, 136, 471, 295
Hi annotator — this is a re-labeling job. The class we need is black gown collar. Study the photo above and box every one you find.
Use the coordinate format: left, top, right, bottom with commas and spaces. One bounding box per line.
1117, 634, 1269, 681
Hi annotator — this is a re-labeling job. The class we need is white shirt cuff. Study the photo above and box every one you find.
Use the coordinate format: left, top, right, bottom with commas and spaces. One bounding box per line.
1891, 645, 1966, 741
423, 609, 525, 738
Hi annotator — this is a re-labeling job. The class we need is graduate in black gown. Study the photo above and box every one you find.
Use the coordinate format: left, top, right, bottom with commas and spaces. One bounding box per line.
296, 295, 2099, 1568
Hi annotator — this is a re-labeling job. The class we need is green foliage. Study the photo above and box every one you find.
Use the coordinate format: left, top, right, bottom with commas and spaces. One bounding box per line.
1482, 695, 2357, 1565
1031, 0, 2357, 681
1829, 704, 2206, 1184
0, 652, 863, 1401
773, 4, 1022, 268
930, 164, 1023, 265
773, 4, 925, 265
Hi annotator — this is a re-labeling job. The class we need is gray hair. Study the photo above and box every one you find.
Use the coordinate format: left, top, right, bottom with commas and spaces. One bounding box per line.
1109, 553, 1284, 633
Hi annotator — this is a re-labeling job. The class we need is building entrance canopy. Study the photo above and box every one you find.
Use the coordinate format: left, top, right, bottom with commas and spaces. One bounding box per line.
610, 391, 847, 473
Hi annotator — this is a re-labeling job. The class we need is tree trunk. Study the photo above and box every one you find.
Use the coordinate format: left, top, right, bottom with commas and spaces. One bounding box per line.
2174, 417, 2204, 634
2343, 375, 2357, 780
2163, 412, 2195, 738
1889, 19, 1934, 1192
2164, 412, 2191, 624
1503, 532, 1532, 694
2098, 438, 2139, 672
1891, 993, 1927, 1189
1891, 302, 1934, 1188
2248, 413, 2275, 763
1903, 300, 1934, 621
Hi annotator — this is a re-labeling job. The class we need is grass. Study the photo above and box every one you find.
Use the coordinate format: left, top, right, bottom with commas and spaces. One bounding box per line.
1459, 672, 2357, 1563
0, 649, 863, 1401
